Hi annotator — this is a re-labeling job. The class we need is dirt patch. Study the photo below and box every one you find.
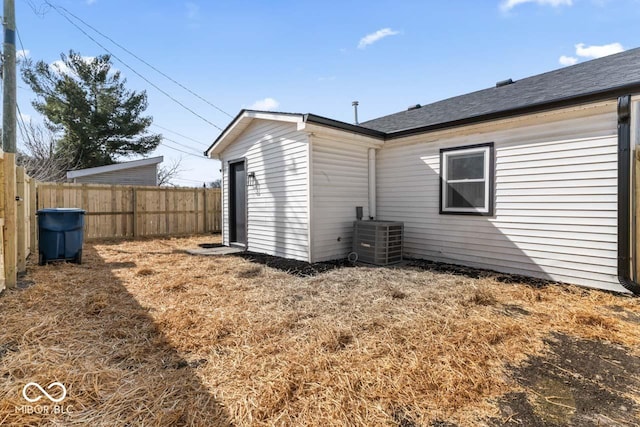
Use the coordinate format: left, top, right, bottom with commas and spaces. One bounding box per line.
606, 304, 640, 325
198, 242, 225, 249
233, 251, 354, 276
404, 258, 555, 288
500, 304, 531, 317
492, 333, 640, 426
235, 251, 557, 287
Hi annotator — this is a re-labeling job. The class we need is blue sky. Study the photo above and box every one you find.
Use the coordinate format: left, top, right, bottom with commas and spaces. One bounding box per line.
16, 0, 640, 185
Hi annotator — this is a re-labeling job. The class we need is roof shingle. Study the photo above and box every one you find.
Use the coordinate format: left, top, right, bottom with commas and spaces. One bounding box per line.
360, 47, 640, 134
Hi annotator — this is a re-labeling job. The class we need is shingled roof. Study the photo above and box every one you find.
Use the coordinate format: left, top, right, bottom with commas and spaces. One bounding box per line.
360, 47, 640, 135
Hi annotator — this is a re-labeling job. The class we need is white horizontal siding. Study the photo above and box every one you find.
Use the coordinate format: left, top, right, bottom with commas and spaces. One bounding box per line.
220, 120, 309, 261
377, 106, 626, 292
311, 137, 371, 262
72, 164, 157, 186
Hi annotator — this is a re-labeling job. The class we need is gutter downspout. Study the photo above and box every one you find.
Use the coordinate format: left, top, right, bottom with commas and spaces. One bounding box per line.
617, 95, 640, 294
368, 148, 376, 220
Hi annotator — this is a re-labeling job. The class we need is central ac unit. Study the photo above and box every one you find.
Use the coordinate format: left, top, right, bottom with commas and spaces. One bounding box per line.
352, 220, 403, 265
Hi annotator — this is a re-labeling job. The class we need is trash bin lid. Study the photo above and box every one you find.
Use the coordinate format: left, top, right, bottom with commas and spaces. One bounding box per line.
37, 208, 86, 214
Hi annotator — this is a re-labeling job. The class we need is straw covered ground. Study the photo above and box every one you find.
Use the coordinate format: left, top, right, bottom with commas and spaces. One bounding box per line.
1, 235, 639, 426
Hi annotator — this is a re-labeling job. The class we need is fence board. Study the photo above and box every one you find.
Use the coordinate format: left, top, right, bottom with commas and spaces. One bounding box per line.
16, 167, 26, 273
36, 183, 221, 240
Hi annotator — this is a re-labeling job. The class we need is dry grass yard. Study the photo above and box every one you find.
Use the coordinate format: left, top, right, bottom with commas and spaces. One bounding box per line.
1, 235, 639, 426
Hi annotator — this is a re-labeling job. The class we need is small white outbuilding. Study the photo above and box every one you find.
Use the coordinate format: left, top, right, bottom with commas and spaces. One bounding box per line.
207, 48, 640, 294
66, 156, 163, 186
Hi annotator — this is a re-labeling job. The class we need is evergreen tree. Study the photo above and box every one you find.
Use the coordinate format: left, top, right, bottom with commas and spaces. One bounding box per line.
22, 50, 161, 169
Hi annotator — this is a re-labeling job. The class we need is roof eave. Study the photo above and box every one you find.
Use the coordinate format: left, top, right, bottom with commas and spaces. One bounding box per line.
66, 156, 164, 179
207, 82, 640, 156
205, 111, 386, 158
384, 82, 640, 140
304, 114, 386, 140
205, 110, 308, 157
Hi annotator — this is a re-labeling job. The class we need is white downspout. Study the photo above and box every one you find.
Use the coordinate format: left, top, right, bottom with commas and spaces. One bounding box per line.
368, 148, 376, 220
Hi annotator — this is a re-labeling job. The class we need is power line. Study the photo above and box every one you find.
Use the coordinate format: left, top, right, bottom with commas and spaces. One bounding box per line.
151, 123, 208, 147
46, 3, 224, 131
160, 139, 206, 159
162, 136, 203, 153
52, 4, 233, 119
15, 24, 26, 57
15, 24, 37, 144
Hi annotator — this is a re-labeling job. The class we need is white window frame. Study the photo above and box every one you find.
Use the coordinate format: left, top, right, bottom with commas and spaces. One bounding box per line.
441, 144, 492, 215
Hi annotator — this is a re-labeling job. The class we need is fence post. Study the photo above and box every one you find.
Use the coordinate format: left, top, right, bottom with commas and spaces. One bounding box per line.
3, 153, 17, 288
16, 166, 25, 273
0, 218, 4, 292
203, 189, 208, 232
132, 187, 138, 237
194, 188, 199, 234
29, 179, 37, 258
111, 185, 117, 238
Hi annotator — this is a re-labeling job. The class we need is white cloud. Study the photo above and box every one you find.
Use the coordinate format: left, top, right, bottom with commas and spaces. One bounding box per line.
19, 113, 31, 123
575, 42, 624, 59
358, 28, 399, 49
50, 56, 120, 77
16, 49, 29, 60
558, 55, 578, 66
500, 0, 572, 11
51, 59, 73, 75
557, 42, 624, 67
249, 97, 279, 111
318, 76, 337, 82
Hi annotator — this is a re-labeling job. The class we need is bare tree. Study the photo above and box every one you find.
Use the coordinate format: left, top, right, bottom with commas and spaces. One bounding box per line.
17, 121, 75, 182
157, 157, 183, 186
208, 179, 221, 188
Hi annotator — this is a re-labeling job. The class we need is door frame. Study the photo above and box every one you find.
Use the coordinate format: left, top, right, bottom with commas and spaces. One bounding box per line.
228, 158, 248, 249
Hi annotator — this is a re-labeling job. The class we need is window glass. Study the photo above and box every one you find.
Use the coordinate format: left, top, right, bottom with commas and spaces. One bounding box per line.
447, 182, 485, 208
447, 152, 484, 180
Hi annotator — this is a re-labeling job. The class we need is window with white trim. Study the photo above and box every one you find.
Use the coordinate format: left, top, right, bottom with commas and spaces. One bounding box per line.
440, 143, 494, 215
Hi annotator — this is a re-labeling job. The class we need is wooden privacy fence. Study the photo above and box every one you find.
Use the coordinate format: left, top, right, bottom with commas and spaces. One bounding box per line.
0, 161, 36, 291
36, 183, 222, 240
0, 167, 221, 292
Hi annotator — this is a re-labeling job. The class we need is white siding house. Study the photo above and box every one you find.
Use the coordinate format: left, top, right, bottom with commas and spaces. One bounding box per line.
219, 118, 310, 260
311, 134, 380, 262
211, 111, 382, 262
377, 102, 620, 291
207, 48, 640, 294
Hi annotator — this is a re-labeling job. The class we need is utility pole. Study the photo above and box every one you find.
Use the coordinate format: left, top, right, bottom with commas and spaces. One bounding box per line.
3, 0, 17, 288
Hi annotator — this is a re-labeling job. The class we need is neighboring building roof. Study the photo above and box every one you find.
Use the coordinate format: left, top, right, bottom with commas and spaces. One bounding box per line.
360, 47, 640, 135
207, 47, 640, 156
66, 156, 163, 179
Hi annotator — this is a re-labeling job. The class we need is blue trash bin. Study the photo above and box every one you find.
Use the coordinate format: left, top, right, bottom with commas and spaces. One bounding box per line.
37, 208, 86, 265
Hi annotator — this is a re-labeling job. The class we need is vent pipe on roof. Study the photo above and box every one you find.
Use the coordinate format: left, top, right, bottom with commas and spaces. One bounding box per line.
496, 78, 514, 88
352, 101, 359, 125
408, 104, 422, 111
